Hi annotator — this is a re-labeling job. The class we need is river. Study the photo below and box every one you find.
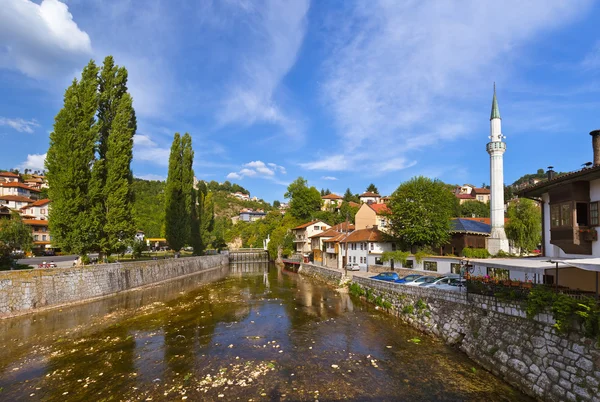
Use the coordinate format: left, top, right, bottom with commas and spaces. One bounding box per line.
0, 262, 531, 401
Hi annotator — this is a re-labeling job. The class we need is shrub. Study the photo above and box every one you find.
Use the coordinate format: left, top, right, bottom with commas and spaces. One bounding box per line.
402, 305, 414, 315
415, 299, 427, 310
462, 247, 490, 258
81, 255, 90, 265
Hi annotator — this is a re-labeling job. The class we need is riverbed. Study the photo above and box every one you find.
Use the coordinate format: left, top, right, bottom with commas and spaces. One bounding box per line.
0, 262, 531, 401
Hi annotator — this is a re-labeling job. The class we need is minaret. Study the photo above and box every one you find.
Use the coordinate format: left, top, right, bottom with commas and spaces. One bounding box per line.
486, 84, 509, 254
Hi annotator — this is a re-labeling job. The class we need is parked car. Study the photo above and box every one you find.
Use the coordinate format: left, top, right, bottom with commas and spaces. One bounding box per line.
434, 278, 466, 291
43, 249, 56, 256
402, 275, 437, 286
420, 275, 460, 288
395, 274, 424, 284
345, 263, 361, 271
370, 272, 400, 282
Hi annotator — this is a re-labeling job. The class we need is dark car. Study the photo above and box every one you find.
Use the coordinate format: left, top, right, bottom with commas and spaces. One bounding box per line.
395, 274, 424, 284
370, 272, 400, 282
43, 250, 55, 256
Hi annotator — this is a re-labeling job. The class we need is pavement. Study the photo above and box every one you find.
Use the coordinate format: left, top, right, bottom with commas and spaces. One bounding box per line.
18, 254, 99, 268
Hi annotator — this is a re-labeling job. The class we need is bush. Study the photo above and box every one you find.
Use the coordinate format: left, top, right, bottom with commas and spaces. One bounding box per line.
402, 305, 414, 315
415, 299, 427, 310
462, 247, 491, 258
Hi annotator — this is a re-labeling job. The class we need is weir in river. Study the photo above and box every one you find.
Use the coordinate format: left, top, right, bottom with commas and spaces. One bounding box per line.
0, 260, 531, 401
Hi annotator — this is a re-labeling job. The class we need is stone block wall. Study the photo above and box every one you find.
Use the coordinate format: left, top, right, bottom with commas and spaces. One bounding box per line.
351, 276, 600, 402
298, 263, 344, 286
0, 255, 228, 318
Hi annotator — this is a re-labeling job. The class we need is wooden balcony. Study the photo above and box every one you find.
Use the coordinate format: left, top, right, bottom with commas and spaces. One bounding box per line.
550, 226, 595, 255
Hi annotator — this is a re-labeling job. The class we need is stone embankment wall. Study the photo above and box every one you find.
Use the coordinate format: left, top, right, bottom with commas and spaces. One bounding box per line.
298, 263, 344, 286
0, 255, 228, 318
351, 276, 600, 402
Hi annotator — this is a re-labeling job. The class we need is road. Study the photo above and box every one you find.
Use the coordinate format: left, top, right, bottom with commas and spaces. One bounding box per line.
18, 254, 99, 268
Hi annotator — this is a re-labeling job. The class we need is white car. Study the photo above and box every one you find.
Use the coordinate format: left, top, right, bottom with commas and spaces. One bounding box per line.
403, 275, 438, 286
345, 263, 361, 271
423, 277, 465, 291
420, 275, 460, 288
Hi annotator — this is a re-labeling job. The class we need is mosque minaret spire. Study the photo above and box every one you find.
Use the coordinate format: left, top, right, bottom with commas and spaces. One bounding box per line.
486, 83, 509, 254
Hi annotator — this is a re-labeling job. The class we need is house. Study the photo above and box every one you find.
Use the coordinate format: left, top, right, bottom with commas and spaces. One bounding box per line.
0, 171, 21, 183
339, 227, 393, 270
0, 205, 11, 219
321, 193, 343, 211
239, 208, 267, 222
309, 227, 343, 263
359, 191, 380, 204
20, 199, 50, 220
472, 187, 491, 203
0, 182, 40, 200
291, 220, 331, 257
24, 177, 44, 190
355, 203, 391, 232
379, 196, 391, 204
443, 218, 490, 256
23, 219, 52, 253
0, 195, 34, 211
233, 192, 250, 201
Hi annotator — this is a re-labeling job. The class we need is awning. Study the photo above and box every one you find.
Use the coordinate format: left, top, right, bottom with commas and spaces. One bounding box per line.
561, 258, 600, 273
467, 258, 560, 273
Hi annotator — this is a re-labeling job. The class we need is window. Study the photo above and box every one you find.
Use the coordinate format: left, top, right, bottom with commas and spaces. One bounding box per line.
451, 263, 461, 274
41, 209, 46, 214
360, 243, 363, 250
551, 205, 560, 228
560, 203, 572, 227
590, 202, 599, 226
424, 261, 437, 271
375, 257, 383, 265
392, 243, 397, 251
404, 260, 414, 269
42, 235, 47, 241
550, 202, 573, 228
314, 226, 319, 230
34, 235, 39, 241
370, 243, 374, 250
353, 256, 356, 263
487, 267, 510, 280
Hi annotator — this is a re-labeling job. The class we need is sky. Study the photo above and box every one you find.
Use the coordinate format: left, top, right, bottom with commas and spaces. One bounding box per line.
1, 0, 600, 203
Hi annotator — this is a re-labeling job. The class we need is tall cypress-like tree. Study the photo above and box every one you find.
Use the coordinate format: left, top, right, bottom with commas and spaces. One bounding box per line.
181, 133, 195, 244
46, 61, 99, 256
165, 133, 186, 252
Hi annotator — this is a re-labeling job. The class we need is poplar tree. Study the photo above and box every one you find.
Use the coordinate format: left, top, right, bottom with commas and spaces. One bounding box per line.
181, 133, 195, 244
46, 61, 99, 256
165, 133, 186, 252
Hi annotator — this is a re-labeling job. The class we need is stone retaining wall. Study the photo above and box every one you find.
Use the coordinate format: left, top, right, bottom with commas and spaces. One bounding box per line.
0, 255, 228, 318
298, 263, 344, 286
366, 265, 446, 277
351, 276, 600, 402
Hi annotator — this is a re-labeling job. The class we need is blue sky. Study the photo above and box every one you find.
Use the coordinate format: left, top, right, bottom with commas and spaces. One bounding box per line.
1, 0, 600, 203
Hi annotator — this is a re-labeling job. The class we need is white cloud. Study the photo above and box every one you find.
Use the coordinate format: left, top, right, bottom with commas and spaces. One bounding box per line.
133, 134, 170, 166
0, 117, 39, 133
321, 176, 338, 181
19, 153, 46, 171
227, 160, 287, 183
305, 0, 592, 173
216, 0, 310, 142
0, 0, 92, 78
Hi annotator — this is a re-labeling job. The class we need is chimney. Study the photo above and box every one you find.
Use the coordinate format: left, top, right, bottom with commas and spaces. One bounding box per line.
591, 130, 600, 166
547, 166, 556, 181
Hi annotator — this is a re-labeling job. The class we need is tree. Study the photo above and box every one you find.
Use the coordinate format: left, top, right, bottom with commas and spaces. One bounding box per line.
343, 188, 353, 201
459, 201, 490, 218
273, 200, 281, 209
339, 201, 360, 224
325, 188, 331, 195
284, 177, 322, 221
387, 176, 457, 251
164, 133, 187, 252
366, 183, 379, 194
46, 60, 99, 256
0, 212, 33, 269
505, 198, 541, 255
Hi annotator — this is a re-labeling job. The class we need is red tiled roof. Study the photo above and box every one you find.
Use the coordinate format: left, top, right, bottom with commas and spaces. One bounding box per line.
292, 220, 329, 230
309, 228, 342, 238
0, 182, 41, 192
0, 195, 34, 202
456, 194, 475, 199
29, 198, 50, 207
330, 222, 355, 232
0, 171, 19, 178
359, 191, 380, 198
340, 228, 384, 243
473, 187, 490, 194
321, 193, 343, 200
323, 232, 348, 243
23, 219, 49, 226
369, 203, 390, 214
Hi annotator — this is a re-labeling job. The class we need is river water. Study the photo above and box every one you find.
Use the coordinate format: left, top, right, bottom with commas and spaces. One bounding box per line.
0, 262, 531, 401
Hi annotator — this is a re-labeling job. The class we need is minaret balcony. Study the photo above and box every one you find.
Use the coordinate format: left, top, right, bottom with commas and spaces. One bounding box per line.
486, 142, 506, 153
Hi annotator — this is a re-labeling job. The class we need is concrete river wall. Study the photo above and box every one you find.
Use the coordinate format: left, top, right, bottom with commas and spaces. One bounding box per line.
0, 255, 228, 318
298, 263, 600, 402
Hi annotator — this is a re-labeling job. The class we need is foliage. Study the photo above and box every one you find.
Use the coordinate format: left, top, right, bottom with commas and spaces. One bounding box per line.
505, 198, 541, 255
131, 179, 165, 238
459, 201, 489, 218
402, 305, 415, 315
381, 251, 409, 264
343, 188, 360, 203
366, 183, 379, 194
46, 60, 99, 256
0, 212, 33, 269
413, 247, 434, 263
339, 201, 359, 224
197, 187, 215, 253
181, 133, 195, 246
284, 177, 322, 221
273, 200, 281, 208
462, 247, 491, 258
131, 238, 146, 258
415, 298, 427, 310
349, 282, 366, 297
205, 180, 249, 196
387, 176, 458, 251
164, 133, 188, 252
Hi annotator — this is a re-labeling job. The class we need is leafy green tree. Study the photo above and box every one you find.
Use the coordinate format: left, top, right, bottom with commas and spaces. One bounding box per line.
273, 200, 281, 208
131, 178, 165, 237
339, 201, 360, 224
181, 133, 195, 244
0, 212, 33, 268
387, 176, 457, 251
164, 133, 187, 252
285, 177, 322, 221
459, 200, 489, 218
505, 198, 542, 255
366, 183, 379, 194
46, 60, 99, 256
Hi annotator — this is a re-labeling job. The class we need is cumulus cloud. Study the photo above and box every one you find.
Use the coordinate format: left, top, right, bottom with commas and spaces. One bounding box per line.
321, 176, 338, 181
303, 0, 592, 173
226, 160, 287, 183
0, 0, 92, 78
133, 134, 170, 166
19, 153, 46, 171
0, 117, 39, 133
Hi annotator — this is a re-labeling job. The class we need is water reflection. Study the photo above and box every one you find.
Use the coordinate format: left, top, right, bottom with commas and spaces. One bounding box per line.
0, 262, 531, 401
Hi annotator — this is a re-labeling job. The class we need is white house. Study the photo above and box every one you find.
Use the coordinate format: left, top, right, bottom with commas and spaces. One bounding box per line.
338, 227, 393, 271
321, 193, 343, 211
359, 191, 380, 204
0, 182, 40, 199
291, 220, 331, 257
233, 192, 250, 201
0, 171, 21, 183
20, 199, 50, 220
0, 195, 34, 211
